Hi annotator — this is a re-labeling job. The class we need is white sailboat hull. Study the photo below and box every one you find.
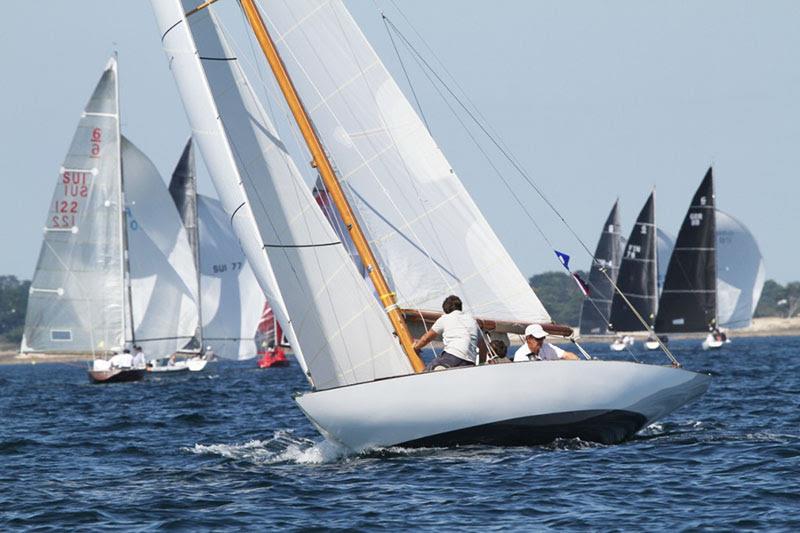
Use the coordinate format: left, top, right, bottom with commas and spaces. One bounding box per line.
294, 361, 710, 451
702, 336, 724, 350
645, 341, 661, 350
609, 342, 627, 351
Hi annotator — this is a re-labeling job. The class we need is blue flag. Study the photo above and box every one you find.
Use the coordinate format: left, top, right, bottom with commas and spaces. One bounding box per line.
554, 250, 570, 270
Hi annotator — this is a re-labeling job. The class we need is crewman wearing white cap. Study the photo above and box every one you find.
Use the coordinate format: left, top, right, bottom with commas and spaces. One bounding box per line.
513, 324, 579, 362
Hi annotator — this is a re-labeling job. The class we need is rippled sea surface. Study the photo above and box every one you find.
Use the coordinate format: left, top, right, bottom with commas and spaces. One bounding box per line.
1, 336, 799, 531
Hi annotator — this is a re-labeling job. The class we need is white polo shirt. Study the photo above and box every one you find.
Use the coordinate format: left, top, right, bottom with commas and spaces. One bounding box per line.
431, 310, 480, 363
513, 342, 566, 362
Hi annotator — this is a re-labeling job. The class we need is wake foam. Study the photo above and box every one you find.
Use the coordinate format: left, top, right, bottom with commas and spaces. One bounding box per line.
186, 430, 348, 464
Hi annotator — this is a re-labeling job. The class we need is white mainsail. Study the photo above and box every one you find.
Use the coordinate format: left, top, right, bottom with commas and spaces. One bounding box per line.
122, 136, 200, 361
716, 209, 765, 329
21, 59, 125, 354
152, 0, 412, 389
198, 194, 264, 359
262, 0, 550, 323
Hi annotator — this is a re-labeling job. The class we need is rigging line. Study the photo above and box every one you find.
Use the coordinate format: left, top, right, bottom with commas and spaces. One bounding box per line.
384, 19, 679, 365
380, 12, 432, 134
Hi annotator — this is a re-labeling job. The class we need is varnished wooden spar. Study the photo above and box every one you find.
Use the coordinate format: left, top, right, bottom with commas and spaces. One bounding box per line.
401, 309, 574, 338
237, 0, 424, 372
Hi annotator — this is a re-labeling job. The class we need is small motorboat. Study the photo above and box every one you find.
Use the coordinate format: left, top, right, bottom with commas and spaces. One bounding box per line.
258, 347, 290, 368
702, 334, 724, 350
609, 335, 634, 352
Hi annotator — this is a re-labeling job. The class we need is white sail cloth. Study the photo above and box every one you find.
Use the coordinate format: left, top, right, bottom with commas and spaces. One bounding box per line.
122, 136, 200, 361
198, 194, 264, 359
152, 0, 412, 389
716, 210, 765, 329
21, 59, 125, 354
261, 0, 550, 323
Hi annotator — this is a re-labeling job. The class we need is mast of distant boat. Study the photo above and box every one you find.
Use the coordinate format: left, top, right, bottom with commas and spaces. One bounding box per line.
232, 0, 424, 372
115, 54, 136, 352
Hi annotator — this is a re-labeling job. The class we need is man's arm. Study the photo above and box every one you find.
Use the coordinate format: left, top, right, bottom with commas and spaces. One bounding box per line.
413, 329, 439, 353
561, 351, 580, 360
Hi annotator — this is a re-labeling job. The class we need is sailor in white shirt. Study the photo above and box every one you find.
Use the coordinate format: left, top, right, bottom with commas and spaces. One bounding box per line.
109, 349, 134, 369
513, 324, 579, 362
132, 345, 146, 369
413, 295, 486, 370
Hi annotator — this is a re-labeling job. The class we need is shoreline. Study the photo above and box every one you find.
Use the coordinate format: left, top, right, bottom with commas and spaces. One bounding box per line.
3, 317, 799, 365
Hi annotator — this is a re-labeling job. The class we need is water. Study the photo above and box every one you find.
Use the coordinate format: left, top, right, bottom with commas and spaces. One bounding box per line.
1, 336, 799, 530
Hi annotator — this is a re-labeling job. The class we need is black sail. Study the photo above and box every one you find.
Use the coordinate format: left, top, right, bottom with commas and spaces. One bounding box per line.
655, 168, 716, 332
579, 201, 623, 334
168, 139, 202, 347
609, 192, 658, 331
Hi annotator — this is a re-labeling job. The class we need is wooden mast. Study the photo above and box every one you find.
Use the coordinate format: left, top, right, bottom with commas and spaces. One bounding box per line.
238, 0, 425, 373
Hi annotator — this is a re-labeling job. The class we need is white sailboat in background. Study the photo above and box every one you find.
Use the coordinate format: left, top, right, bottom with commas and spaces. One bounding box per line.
20, 58, 200, 383
169, 139, 265, 363
151, 0, 709, 450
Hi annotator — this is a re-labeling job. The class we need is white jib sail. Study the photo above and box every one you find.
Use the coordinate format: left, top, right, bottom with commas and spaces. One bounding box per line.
152, 0, 413, 389
716, 209, 765, 329
122, 136, 200, 361
262, 0, 551, 323
21, 58, 125, 354
198, 194, 264, 360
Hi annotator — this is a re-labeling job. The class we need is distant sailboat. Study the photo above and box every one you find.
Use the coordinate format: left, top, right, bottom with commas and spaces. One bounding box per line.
654, 168, 719, 347
608, 192, 659, 342
20, 58, 200, 382
579, 201, 623, 336
152, 0, 709, 450
168, 140, 265, 363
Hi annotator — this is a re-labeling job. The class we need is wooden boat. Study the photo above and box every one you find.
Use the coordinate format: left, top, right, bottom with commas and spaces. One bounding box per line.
151, 0, 709, 451
89, 368, 146, 384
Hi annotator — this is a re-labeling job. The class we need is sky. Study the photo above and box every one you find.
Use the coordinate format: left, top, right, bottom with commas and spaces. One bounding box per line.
1, 1, 798, 283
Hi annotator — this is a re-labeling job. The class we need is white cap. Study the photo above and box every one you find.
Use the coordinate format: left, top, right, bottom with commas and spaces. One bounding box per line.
524, 324, 548, 339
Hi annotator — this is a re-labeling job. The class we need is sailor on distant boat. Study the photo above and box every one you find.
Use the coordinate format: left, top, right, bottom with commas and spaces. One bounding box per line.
132, 345, 146, 369
109, 349, 134, 369
513, 324, 579, 361
413, 295, 486, 371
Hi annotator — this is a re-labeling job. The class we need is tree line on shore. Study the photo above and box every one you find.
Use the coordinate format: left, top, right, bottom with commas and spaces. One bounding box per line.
0, 273, 798, 342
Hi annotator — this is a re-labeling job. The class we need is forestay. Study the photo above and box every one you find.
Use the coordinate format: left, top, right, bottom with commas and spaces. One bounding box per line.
21, 60, 125, 355
152, 0, 412, 389
716, 209, 765, 329
198, 194, 265, 359
262, 0, 550, 323
122, 136, 200, 361
579, 201, 622, 334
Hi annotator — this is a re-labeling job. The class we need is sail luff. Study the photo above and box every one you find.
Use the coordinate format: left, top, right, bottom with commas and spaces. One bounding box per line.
238, 0, 424, 373
115, 58, 136, 347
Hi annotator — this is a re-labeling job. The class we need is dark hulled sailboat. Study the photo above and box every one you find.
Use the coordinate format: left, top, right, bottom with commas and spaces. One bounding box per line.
579, 201, 623, 334
609, 192, 658, 332
655, 168, 717, 333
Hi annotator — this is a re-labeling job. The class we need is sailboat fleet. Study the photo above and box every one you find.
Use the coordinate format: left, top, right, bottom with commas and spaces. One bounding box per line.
580, 168, 765, 351
21, 0, 757, 450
